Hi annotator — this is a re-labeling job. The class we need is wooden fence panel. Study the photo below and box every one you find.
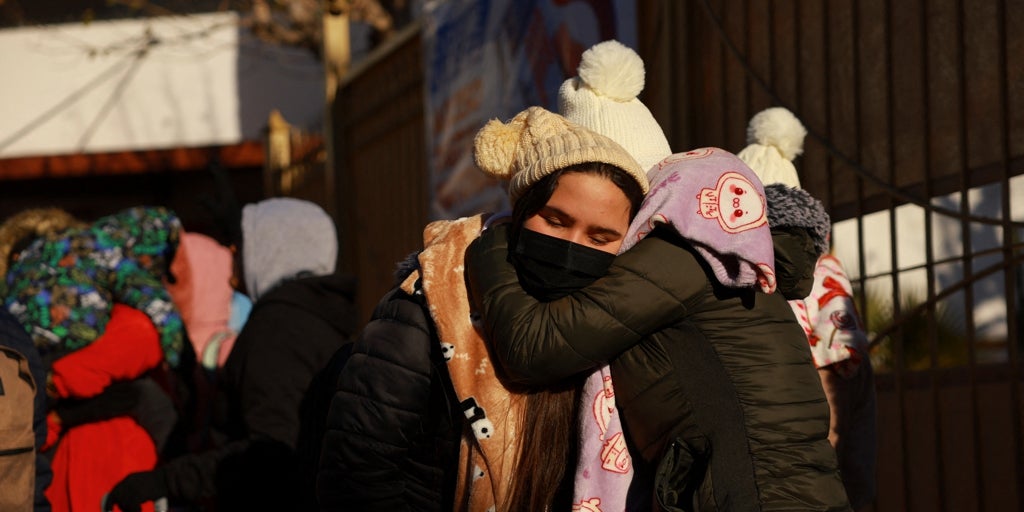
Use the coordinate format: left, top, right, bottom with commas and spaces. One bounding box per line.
333, 26, 428, 323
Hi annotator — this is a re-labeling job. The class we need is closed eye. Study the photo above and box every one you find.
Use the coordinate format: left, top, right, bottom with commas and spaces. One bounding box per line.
545, 216, 566, 228
588, 226, 623, 247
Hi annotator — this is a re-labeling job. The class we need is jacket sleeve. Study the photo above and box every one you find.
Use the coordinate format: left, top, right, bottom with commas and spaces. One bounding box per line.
49, 304, 164, 399
771, 226, 817, 300
464, 225, 697, 387
161, 440, 248, 501
158, 349, 301, 504
317, 289, 437, 511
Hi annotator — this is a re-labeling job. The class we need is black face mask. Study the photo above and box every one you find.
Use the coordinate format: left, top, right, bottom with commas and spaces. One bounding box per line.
511, 228, 616, 302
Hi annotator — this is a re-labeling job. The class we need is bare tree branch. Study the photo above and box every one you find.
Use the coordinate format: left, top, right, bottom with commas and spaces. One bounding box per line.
1, 0, 402, 60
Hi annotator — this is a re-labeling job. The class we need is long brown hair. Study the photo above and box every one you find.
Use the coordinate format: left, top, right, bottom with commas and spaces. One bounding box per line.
502, 161, 644, 511
504, 380, 584, 511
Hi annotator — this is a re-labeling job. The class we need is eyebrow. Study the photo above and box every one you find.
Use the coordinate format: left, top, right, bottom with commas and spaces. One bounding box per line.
542, 205, 624, 238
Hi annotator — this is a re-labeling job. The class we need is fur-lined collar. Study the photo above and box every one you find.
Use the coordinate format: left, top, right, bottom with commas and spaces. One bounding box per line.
764, 184, 831, 256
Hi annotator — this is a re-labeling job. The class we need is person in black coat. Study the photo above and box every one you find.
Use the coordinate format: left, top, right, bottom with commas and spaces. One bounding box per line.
105, 198, 358, 512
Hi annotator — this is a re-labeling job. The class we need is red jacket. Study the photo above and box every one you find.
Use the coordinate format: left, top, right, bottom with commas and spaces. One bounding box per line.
46, 305, 163, 512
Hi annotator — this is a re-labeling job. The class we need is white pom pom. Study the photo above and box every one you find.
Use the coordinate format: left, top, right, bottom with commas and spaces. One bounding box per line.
746, 107, 807, 161
577, 40, 644, 102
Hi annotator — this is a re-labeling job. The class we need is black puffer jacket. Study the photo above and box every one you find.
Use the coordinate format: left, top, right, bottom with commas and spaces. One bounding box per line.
317, 276, 463, 511
465, 225, 850, 512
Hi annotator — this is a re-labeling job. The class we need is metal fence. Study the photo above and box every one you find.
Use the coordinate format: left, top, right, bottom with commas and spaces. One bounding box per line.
637, 0, 1023, 510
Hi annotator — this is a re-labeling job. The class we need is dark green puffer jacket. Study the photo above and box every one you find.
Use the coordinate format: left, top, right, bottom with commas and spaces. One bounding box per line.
465, 225, 850, 512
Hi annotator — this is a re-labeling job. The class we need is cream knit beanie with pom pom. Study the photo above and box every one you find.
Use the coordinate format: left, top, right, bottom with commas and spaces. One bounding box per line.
473, 106, 648, 204
736, 107, 807, 189
558, 40, 672, 173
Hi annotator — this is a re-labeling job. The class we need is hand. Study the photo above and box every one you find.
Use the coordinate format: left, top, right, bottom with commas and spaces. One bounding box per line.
104, 469, 168, 512
465, 222, 513, 312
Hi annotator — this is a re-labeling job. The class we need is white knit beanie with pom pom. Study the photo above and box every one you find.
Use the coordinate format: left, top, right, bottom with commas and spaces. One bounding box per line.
558, 40, 672, 173
473, 106, 648, 204
736, 107, 807, 189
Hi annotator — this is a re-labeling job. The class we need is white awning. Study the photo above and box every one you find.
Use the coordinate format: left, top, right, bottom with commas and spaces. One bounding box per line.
0, 11, 324, 159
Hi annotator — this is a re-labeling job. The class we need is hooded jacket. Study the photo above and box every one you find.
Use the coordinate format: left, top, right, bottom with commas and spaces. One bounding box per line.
3, 206, 185, 367
465, 224, 850, 512
165, 232, 236, 368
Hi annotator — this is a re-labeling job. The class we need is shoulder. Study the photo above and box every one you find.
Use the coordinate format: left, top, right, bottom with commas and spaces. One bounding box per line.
371, 286, 430, 330
342, 287, 438, 383
616, 230, 708, 294
620, 228, 693, 264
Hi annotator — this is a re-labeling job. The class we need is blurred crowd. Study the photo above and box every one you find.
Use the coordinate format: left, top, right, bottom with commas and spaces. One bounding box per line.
0, 39, 876, 512
0, 197, 357, 512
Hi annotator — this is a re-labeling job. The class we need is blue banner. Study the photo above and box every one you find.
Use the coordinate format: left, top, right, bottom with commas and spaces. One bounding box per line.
423, 0, 637, 219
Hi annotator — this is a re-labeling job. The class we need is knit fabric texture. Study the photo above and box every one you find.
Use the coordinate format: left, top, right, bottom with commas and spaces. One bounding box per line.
558, 40, 672, 173
241, 198, 337, 302
473, 106, 648, 203
764, 184, 832, 257
736, 106, 807, 189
